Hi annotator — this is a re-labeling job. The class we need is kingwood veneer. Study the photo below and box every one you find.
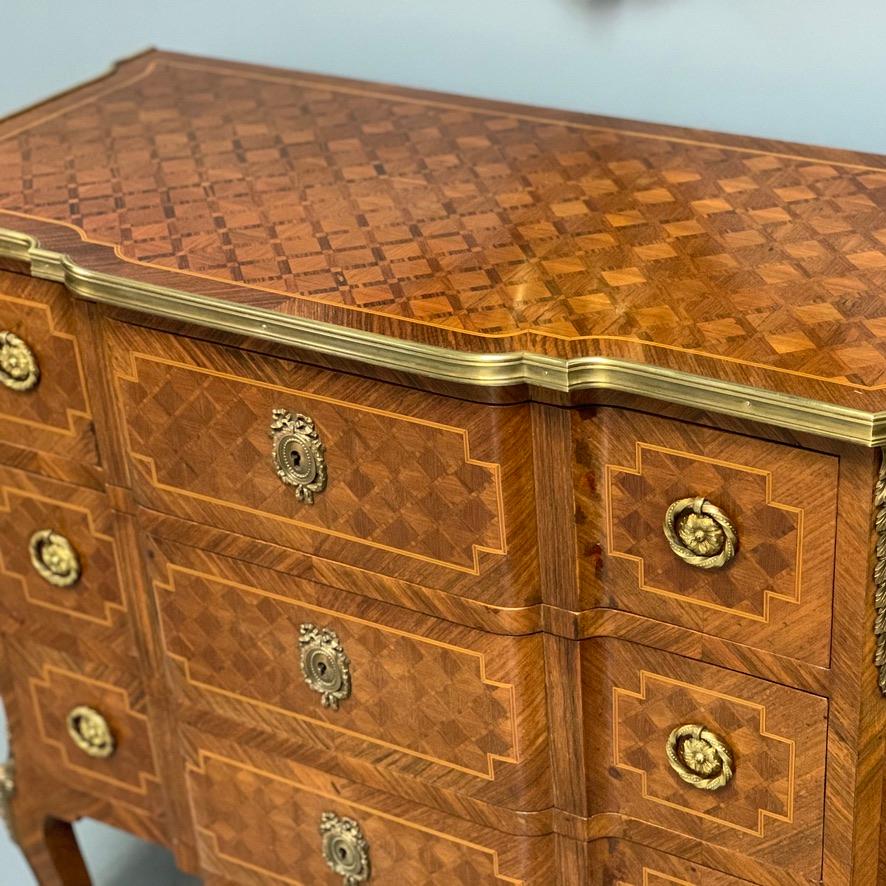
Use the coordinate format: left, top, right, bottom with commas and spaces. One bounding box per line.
0, 50, 884, 885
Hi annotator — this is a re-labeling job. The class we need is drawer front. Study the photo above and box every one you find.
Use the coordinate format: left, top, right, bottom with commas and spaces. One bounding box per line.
0, 271, 98, 466
9, 638, 164, 816
574, 408, 837, 667
151, 539, 550, 811
183, 729, 558, 886
109, 322, 538, 606
584, 639, 826, 881
590, 839, 755, 885
0, 465, 136, 660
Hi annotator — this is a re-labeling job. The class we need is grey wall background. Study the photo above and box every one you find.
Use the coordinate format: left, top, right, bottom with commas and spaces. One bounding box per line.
1, 0, 885, 152
0, 0, 883, 882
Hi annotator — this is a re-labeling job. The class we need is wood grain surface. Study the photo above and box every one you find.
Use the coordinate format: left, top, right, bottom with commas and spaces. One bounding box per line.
0, 270, 98, 468
0, 151, 882, 880
6, 638, 165, 817
589, 838, 759, 885
0, 634, 165, 886
573, 407, 839, 668
5, 51, 886, 412
107, 320, 540, 605
583, 639, 828, 881
181, 727, 558, 886
149, 538, 551, 813
0, 464, 136, 663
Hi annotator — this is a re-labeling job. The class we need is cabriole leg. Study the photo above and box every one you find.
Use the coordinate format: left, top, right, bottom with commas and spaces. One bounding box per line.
3, 757, 91, 886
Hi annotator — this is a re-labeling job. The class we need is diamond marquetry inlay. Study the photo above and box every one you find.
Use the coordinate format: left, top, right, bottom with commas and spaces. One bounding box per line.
606, 444, 801, 622
5, 52, 886, 402
613, 671, 794, 836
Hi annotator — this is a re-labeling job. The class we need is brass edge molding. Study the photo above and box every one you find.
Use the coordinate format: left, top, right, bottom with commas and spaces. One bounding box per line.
2, 227, 884, 446
874, 448, 886, 695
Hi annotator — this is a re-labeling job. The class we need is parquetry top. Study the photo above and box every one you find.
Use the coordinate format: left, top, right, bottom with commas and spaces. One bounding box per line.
2, 50, 886, 417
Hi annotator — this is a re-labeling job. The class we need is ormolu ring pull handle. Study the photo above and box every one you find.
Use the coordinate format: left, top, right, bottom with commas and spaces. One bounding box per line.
300, 624, 351, 710
28, 529, 81, 588
666, 723, 734, 791
0, 331, 40, 392
663, 496, 737, 569
66, 706, 115, 759
320, 812, 371, 884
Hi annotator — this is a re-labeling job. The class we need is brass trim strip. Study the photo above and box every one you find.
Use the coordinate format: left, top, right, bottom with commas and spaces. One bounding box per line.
2, 227, 883, 447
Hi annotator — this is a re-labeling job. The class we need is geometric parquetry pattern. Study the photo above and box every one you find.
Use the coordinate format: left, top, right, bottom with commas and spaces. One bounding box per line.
0, 287, 97, 465
117, 353, 505, 571
614, 672, 793, 836
0, 293, 90, 436
3, 54, 886, 386
190, 752, 522, 885
30, 665, 161, 807
0, 487, 125, 627
157, 565, 518, 778
606, 444, 801, 621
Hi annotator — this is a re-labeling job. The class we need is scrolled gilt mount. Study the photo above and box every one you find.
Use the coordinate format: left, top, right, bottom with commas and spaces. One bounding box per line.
874, 450, 886, 695
28, 529, 81, 588
666, 723, 734, 791
0, 756, 15, 841
299, 624, 352, 710
0, 331, 40, 392
269, 408, 327, 504
320, 812, 371, 885
663, 496, 737, 569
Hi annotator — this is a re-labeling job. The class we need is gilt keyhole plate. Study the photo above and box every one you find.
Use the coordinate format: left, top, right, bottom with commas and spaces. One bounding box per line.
320, 812, 370, 884
299, 623, 351, 710
269, 408, 327, 503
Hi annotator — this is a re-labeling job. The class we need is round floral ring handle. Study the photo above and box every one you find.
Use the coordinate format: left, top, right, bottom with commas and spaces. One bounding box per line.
666, 723, 734, 791
0, 331, 40, 392
662, 496, 737, 570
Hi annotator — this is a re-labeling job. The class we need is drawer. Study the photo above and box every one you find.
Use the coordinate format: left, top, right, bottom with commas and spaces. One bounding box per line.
574, 408, 838, 667
150, 538, 550, 812
583, 639, 827, 882
0, 465, 136, 661
0, 270, 98, 466
590, 838, 756, 885
8, 638, 165, 817
182, 727, 559, 885
109, 321, 538, 606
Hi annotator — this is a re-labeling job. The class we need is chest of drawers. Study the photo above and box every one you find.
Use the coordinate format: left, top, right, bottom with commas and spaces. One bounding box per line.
1, 50, 885, 885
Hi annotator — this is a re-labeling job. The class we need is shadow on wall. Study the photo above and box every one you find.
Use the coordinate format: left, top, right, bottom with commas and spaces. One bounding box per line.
569, 0, 673, 11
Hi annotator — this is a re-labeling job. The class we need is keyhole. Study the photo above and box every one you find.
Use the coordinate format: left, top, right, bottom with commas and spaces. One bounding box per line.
291, 450, 301, 468
338, 846, 347, 861
317, 661, 328, 676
